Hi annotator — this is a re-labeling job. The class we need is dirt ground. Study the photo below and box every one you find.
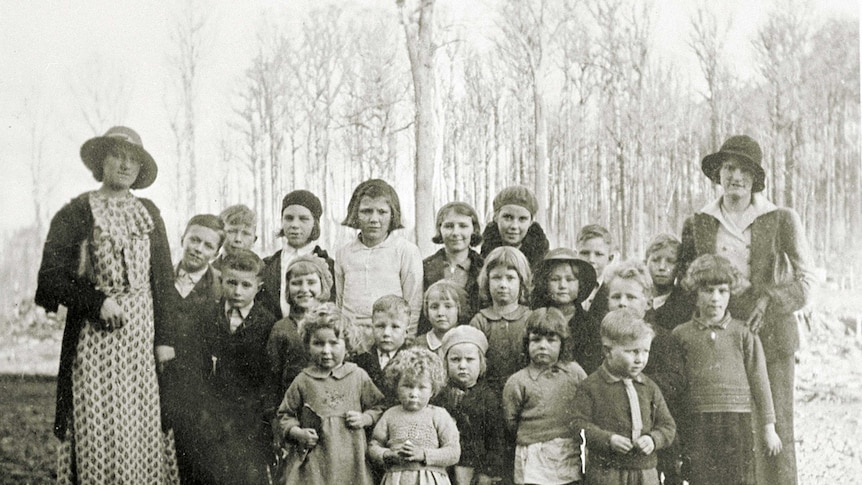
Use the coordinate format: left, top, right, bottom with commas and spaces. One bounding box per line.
1, 302, 860, 484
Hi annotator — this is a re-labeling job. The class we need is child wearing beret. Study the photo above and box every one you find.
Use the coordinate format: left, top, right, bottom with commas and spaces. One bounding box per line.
480, 185, 550, 269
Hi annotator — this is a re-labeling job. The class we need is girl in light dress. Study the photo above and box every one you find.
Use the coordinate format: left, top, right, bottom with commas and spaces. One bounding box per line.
369, 347, 460, 485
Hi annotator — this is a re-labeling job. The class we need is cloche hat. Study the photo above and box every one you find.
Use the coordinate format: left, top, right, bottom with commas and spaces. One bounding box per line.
701, 135, 766, 193
80, 126, 158, 189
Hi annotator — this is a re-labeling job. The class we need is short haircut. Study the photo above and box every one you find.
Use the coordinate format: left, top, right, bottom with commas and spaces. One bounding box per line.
342, 179, 404, 232
522, 307, 570, 358
300, 303, 361, 353
384, 347, 448, 397
372, 294, 411, 321
576, 224, 613, 246
604, 259, 654, 299
681, 254, 749, 296
183, 214, 226, 248
600, 308, 655, 346
220, 248, 263, 275
423, 280, 467, 318
286, 255, 333, 302
645, 233, 681, 260
478, 246, 532, 305
220, 204, 257, 229
431, 202, 483, 246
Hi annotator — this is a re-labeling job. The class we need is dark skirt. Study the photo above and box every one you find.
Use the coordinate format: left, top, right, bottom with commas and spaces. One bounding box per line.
686, 412, 754, 485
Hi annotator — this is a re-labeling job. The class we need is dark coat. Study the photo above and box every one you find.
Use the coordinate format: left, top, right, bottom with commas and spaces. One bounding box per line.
678, 207, 813, 356
34, 192, 176, 440
418, 248, 484, 334
480, 221, 550, 269
205, 301, 279, 417
351, 345, 403, 407
257, 246, 335, 320
431, 380, 506, 478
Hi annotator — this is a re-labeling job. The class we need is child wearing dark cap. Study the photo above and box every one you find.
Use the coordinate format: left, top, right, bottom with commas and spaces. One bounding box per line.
259, 189, 335, 319
480, 185, 550, 268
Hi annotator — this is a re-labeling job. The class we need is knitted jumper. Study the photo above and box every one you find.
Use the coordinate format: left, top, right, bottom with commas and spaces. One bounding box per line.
672, 313, 776, 423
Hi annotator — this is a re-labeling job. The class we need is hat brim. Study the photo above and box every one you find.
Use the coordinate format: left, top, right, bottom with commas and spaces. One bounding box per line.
701, 151, 765, 193
536, 256, 598, 303
80, 137, 158, 189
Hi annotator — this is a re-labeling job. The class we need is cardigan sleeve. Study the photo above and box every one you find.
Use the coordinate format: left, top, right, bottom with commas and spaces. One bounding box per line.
762, 208, 814, 315
367, 410, 392, 464
743, 330, 776, 424
35, 195, 106, 319
141, 198, 177, 347
423, 406, 460, 467
399, 240, 424, 338
645, 381, 676, 451
570, 381, 615, 453
501, 373, 524, 433
676, 215, 699, 283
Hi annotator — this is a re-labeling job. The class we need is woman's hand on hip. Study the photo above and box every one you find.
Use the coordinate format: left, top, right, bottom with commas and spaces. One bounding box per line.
99, 297, 126, 330
747, 296, 770, 333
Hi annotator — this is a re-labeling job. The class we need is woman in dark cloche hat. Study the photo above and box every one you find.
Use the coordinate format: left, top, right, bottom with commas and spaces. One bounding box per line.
35, 126, 179, 482
676, 134, 814, 485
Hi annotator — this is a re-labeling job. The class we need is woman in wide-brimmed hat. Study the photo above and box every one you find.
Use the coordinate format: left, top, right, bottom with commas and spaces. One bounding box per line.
676, 135, 814, 485
35, 126, 179, 483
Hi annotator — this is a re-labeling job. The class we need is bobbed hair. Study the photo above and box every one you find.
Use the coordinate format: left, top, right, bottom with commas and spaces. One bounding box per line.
522, 307, 570, 360
431, 202, 483, 247
681, 254, 750, 296
477, 246, 532, 305
423, 280, 467, 319
341, 179, 404, 232
384, 347, 448, 397
600, 308, 655, 347
88, 143, 139, 184
285, 255, 333, 303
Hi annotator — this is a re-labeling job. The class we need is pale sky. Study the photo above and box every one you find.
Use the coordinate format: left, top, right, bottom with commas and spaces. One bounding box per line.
1, 0, 858, 240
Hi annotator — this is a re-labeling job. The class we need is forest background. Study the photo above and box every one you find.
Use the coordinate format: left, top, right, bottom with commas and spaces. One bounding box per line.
1, 1, 860, 482
0, 0, 859, 342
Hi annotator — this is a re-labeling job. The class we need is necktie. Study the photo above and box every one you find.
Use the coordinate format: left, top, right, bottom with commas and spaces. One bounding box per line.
623, 378, 643, 441
228, 308, 244, 333
175, 270, 195, 298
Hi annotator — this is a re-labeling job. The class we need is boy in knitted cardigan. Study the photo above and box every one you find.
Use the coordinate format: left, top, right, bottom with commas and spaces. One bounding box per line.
673, 255, 781, 484
572, 309, 676, 485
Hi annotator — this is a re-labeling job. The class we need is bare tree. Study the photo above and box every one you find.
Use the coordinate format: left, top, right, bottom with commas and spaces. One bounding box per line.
688, 2, 733, 148
166, 0, 209, 233
68, 54, 132, 135
398, 0, 442, 251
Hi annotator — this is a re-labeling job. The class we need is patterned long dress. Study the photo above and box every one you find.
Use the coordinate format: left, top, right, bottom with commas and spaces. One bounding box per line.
57, 192, 179, 484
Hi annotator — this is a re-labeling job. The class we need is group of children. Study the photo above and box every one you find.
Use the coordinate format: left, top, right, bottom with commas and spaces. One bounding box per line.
159, 180, 785, 485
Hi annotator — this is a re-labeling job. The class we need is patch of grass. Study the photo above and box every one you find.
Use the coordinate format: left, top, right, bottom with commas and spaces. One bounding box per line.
0, 374, 56, 485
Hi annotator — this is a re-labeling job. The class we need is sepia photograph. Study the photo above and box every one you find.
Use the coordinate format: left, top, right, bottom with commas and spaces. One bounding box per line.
0, 0, 859, 483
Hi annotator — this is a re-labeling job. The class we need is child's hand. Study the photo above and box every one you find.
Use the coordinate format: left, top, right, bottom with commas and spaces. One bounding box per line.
633, 435, 655, 455
289, 427, 319, 448
382, 450, 403, 466
763, 424, 783, 456
345, 410, 371, 429
609, 434, 634, 453
475, 474, 501, 485
397, 440, 426, 462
